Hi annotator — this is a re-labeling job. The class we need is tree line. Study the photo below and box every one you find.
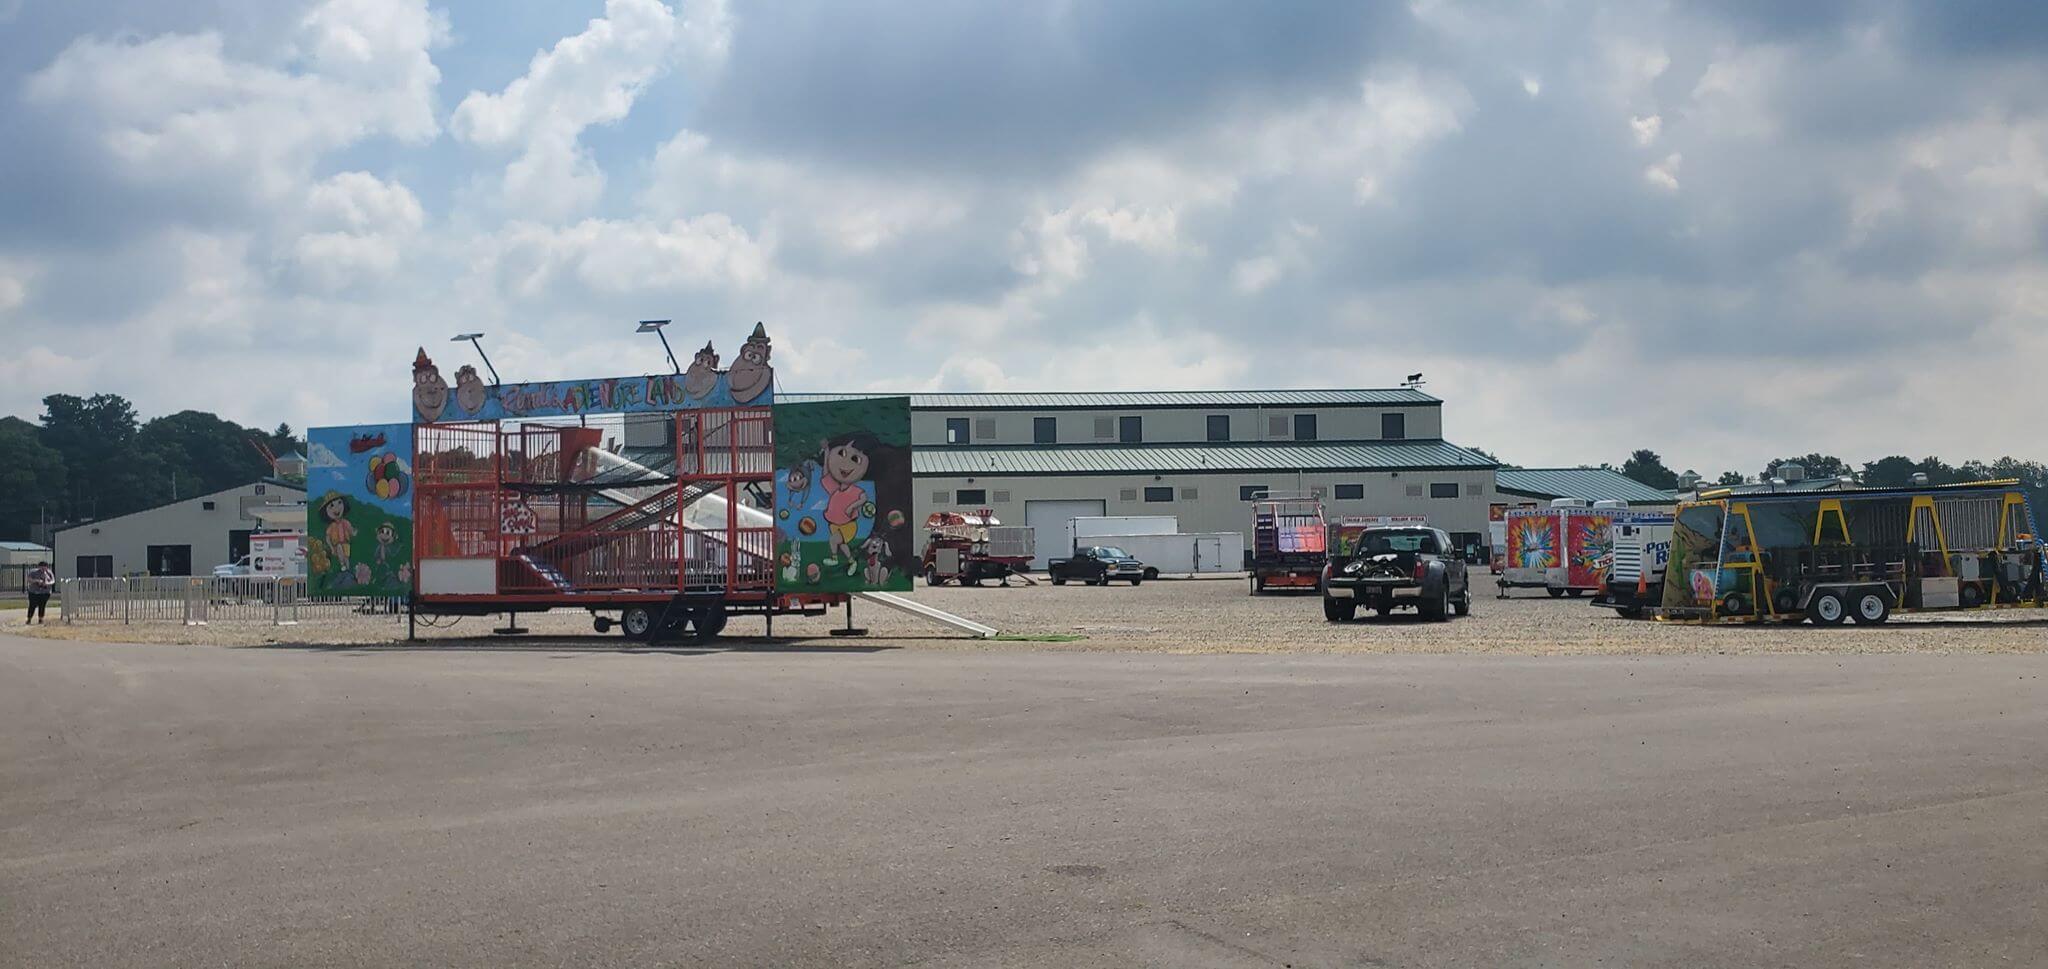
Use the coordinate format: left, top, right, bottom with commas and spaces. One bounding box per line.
0, 394, 304, 542
1616, 448, 2048, 495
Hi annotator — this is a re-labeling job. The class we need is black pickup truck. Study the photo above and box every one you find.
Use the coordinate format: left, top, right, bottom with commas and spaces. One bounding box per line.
1322, 526, 1471, 621
1048, 546, 1148, 586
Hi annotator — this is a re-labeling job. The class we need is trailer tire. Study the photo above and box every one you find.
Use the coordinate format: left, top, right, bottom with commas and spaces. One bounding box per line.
1566, 588, 1585, 598
1721, 592, 1751, 617
592, 616, 614, 634
1547, 587, 1565, 598
1617, 606, 1643, 620
621, 606, 656, 640
1143, 567, 1160, 581
1807, 590, 1848, 626
1959, 583, 1984, 608
1852, 589, 1891, 625
1773, 589, 1799, 616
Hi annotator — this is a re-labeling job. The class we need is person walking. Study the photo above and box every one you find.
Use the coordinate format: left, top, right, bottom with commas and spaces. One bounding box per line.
24, 561, 54, 624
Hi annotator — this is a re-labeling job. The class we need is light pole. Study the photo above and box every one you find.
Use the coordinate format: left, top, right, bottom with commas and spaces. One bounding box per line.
451, 332, 501, 385
636, 320, 680, 375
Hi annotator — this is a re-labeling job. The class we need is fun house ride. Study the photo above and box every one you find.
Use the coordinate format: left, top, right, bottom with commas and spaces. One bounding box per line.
1659, 479, 2045, 624
305, 326, 992, 642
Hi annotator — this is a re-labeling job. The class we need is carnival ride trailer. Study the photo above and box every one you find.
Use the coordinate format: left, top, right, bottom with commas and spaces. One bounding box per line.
411, 409, 802, 639
1659, 480, 2044, 624
1500, 501, 1665, 598
1248, 495, 1327, 594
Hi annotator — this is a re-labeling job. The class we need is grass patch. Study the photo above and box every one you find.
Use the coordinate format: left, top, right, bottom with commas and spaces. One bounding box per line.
992, 632, 1089, 643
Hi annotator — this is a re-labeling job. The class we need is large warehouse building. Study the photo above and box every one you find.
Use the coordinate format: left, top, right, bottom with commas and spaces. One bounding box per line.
767, 389, 1499, 567
53, 479, 305, 579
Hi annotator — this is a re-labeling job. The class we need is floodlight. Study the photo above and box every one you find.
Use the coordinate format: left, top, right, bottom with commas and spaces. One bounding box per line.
636, 319, 681, 374
450, 332, 501, 385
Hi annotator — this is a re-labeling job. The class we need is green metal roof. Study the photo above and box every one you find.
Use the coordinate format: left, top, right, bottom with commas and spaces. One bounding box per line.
1495, 468, 1676, 505
780, 389, 1439, 410
914, 440, 1494, 476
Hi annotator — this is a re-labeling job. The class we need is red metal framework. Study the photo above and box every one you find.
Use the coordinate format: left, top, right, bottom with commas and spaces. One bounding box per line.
412, 408, 776, 604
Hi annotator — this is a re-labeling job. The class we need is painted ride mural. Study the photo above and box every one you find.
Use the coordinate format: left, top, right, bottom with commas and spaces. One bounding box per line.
771, 397, 915, 593
306, 423, 416, 597
411, 323, 776, 423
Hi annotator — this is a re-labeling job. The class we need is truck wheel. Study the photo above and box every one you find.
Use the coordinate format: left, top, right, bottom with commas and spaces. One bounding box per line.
1051, 575, 1066, 586
1128, 577, 1143, 586
621, 606, 656, 640
1616, 606, 1643, 620
1852, 589, 1891, 625
1323, 597, 1356, 622
924, 567, 943, 587
1143, 567, 1160, 581
1807, 590, 1847, 626
1453, 587, 1471, 617
1547, 587, 1565, 598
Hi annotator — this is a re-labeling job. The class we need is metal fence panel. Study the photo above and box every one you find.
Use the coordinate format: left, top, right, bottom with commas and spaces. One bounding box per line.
59, 577, 402, 625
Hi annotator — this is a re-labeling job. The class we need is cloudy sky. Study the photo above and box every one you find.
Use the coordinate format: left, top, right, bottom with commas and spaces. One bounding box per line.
1, 0, 2044, 476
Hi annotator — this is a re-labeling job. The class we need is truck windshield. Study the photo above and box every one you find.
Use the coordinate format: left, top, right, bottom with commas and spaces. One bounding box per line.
1362, 530, 1438, 554
1096, 547, 1129, 559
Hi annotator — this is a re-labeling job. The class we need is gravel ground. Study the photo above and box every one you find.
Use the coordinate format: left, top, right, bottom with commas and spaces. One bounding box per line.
20, 573, 2048, 653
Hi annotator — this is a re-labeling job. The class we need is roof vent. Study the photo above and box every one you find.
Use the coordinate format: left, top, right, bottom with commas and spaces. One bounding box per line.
1550, 497, 1590, 509
1592, 499, 1626, 510
1781, 462, 1806, 481
1910, 472, 1930, 485
1677, 472, 1700, 490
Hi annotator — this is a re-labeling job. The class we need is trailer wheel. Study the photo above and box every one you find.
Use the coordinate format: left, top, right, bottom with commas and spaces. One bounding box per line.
1616, 606, 1643, 620
1772, 589, 1799, 616
621, 606, 656, 640
1806, 590, 1847, 626
1547, 587, 1565, 598
592, 616, 614, 634
1852, 589, 1891, 625
1721, 592, 1751, 617
695, 605, 728, 640
1566, 588, 1585, 598
1959, 583, 1984, 608
1143, 567, 1160, 581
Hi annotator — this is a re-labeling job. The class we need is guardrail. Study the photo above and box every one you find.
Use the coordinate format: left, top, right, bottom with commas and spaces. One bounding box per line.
59, 577, 402, 625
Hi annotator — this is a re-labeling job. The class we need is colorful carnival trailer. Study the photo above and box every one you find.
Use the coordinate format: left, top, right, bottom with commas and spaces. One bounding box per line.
1500, 500, 1667, 598
1248, 494, 1327, 594
303, 326, 989, 642
1659, 480, 2045, 624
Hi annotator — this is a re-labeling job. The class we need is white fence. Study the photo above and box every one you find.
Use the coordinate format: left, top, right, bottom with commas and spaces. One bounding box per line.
60, 577, 402, 625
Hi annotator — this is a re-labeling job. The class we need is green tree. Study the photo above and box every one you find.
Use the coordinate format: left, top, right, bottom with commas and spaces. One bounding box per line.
0, 417, 67, 540
1859, 455, 1920, 488
1715, 471, 1747, 486
139, 410, 276, 498
1620, 449, 1680, 491
1761, 453, 1849, 481
40, 393, 165, 521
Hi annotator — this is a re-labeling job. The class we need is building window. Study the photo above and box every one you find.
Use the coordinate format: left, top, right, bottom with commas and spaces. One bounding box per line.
1034, 417, 1057, 443
946, 417, 969, 445
1294, 413, 1317, 441
1239, 484, 1269, 501
1142, 486, 1174, 502
77, 555, 113, 578
991, 490, 1011, 503
1094, 417, 1115, 439
1118, 415, 1143, 443
931, 490, 950, 503
1334, 484, 1364, 500
1206, 414, 1229, 442
956, 488, 988, 506
1267, 414, 1288, 437
1406, 484, 1425, 497
1180, 487, 1199, 500
1430, 483, 1460, 499
1382, 412, 1406, 440
202, 500, 217, 511
1119, 488, 1139, 502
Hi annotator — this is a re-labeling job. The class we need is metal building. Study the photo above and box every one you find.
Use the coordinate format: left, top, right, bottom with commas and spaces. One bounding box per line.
1494, 468, 1677, 509
758, 390, 1500, 568
52, 479, 305, 579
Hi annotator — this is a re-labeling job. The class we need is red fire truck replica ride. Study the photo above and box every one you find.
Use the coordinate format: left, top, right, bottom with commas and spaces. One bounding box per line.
920, 510, 1035, 586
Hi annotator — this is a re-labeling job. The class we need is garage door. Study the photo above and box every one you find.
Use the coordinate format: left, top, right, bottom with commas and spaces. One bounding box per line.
1024, 499, 1106, 570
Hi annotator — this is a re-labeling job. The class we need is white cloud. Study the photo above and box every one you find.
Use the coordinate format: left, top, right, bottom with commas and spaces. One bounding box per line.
1630, 113, 1662, 146
1644, 152, 1682, 190
453, 0, 731, 218
24, 0, 444, 205
488, 215, 770, 298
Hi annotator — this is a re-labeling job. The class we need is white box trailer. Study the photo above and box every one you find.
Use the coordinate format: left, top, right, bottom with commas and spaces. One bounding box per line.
1088, 532, 1244, 577
1065, 516, 1180, 552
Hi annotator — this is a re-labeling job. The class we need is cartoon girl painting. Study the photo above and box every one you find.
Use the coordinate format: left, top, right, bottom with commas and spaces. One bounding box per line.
817, 431, 878, 573
321, 495, 356, 572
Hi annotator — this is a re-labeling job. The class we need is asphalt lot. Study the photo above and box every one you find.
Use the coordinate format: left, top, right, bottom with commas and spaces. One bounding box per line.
4, 631, 2046, 968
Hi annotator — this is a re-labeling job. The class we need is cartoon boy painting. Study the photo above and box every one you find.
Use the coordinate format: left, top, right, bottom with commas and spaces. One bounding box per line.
727, 323, 774, 404
453, 364, 488, 417
321, 495, 356, 572
817, 430, 876, 573
412, 349, 450, 422
375, 521, 397, 566
683, 342, 720, 401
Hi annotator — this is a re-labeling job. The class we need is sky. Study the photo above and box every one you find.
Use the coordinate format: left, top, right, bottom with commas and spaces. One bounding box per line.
1, 0, 2044, 478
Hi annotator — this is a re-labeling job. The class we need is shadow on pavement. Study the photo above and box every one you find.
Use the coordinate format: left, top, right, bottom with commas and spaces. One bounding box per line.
242, 636, 905, 656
